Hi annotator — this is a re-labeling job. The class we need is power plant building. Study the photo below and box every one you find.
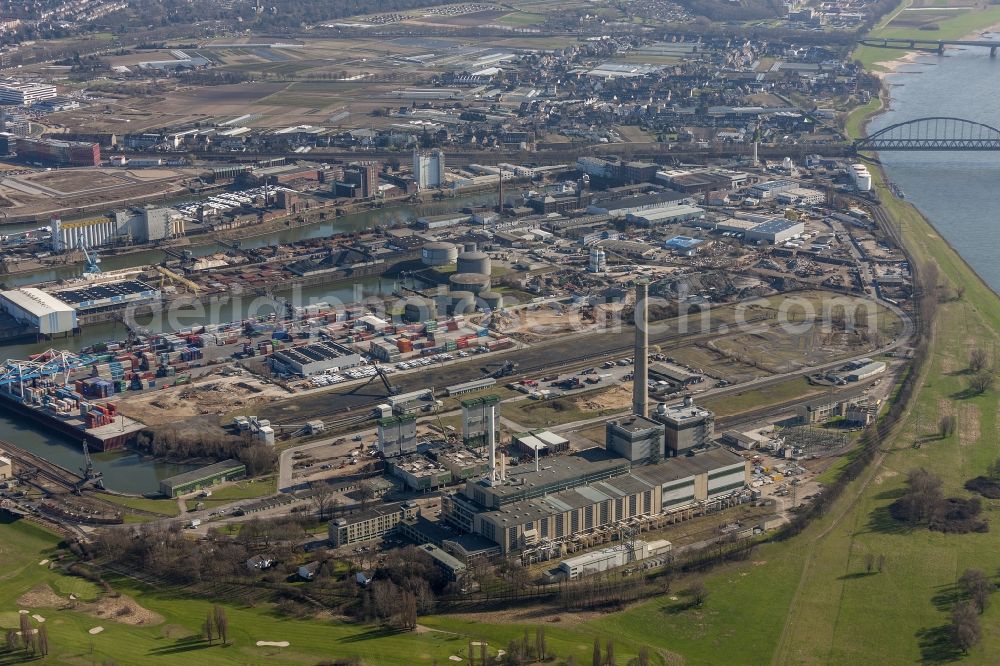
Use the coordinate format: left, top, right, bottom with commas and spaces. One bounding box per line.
653, 397, 715, 456
606, 415, 665, 463
378, 415, 418, 458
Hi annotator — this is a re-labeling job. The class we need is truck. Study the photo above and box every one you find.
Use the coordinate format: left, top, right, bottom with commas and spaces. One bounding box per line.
188, 519, 202, 529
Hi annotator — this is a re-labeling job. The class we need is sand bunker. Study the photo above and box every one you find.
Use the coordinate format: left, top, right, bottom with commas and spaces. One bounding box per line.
89, 627, 104, 635
31, 615, 45, 623
256, 641, 289, 648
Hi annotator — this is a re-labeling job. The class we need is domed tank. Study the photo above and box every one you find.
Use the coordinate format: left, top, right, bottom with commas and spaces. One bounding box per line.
448, 290, 476, 315
449, 272, 491, 295
421, 241, 458, 267
402, 297, 437, 323
457, 251, 491, 276
479, 291, 503, 311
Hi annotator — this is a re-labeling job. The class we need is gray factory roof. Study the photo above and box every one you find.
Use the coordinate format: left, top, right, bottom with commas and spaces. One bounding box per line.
608, 415, 663, 434
750, 218, 800, 235
471, 447, 628, 502
632, 448, 745, 485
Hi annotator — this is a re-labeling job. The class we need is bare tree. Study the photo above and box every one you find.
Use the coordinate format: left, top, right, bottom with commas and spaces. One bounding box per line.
686, 582, 708, 607
938, 415, 956, 439
604, 638, 615, 666
5, 628, 17, 651
865, 553, 875, 574
968, 371, 995, 395
593, 638, 601, 666
19, 614, 33, 656
310, 482, 336, 521
877, 554, 886, 573
37, 624, 48, 657
959, 569, 994, 614
213, 606, 229, 644
203, 611, 214, 645
951, 600, 981, 653
969, 348, 989, 373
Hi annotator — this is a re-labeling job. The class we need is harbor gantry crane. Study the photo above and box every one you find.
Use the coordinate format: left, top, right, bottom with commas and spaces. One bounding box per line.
78, 233, 101, 274
74, 441, 105, 493
363, 359, 400, 396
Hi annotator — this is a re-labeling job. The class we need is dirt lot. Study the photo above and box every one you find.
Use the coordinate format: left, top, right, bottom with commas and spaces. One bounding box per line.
22, 170, 128, 193
117, 374, 288, 426
574, 384, 631, 411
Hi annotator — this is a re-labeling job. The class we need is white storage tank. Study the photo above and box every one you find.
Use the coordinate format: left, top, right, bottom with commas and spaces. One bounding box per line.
421, 241, 458, 267
449, 272, 491, 295
457, 251, 491, 276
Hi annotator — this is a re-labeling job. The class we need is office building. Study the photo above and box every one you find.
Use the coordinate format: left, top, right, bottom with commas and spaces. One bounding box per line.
328, 501, 419, 547
15, 137, 99, 166
413, 148, 446, 188
0, 80, 57, 105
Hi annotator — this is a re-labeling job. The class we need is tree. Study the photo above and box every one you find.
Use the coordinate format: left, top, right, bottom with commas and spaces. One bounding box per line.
37, 624, 48, 657
310, 481, 337, 520
604, 638, 615, 666
969, 348, 988, 373
877, 554, 886, 573
593, 638, 601, 666
535, 627, 546, 660
628, 646, 651, 666
213, 606, 229, 644
951, 600, 981, 653
938, 414, 956, 439
686, 582, 708, 607
865, 553, 875, 574
959, 569, 994, 614
968, 371, 995, 395
19, 614, 33, 656
203, 611, 214, 645
5, 628, 17, 651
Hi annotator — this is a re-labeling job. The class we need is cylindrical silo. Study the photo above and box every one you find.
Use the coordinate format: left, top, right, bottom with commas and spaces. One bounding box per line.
449, 290, 476, 315
449, 272, 491, 295
457, 251, 491, 276
403, 297, 437, 323
479, 291, 503, 310
421, 241, 458, 267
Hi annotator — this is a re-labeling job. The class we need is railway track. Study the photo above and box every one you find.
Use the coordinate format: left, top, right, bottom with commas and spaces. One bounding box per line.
271, 314, 774, 425
0, 439, 83, 493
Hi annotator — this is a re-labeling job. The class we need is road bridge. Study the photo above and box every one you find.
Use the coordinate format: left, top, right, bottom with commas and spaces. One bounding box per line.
858, 36, 1000, 56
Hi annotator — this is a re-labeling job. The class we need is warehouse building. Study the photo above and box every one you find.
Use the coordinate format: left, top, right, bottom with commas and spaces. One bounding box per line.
328, 501, 420, 547
0, 288, 77, 336
747, 179, 796, 199
269, 341, 361, 376
49, 280, 160, 314
559, 539, 672, 579
847, 361, 886, 382
744, 219, 804, 244
159, 460, 246, 497
0, 451, 11, 481
627, 203, 705, 227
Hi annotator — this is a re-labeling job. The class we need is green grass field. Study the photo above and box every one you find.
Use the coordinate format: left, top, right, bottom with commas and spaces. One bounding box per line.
94, 492, 181, 517
192, 476, 277, 510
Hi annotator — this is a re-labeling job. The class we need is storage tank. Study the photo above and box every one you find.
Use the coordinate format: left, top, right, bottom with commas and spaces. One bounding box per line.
449, 272, 491, 295
479, 291, 503, 310
421, 241, 458, 267
402, 297, 437, 323
457, 251, 491, 276
449, 290, 476, 315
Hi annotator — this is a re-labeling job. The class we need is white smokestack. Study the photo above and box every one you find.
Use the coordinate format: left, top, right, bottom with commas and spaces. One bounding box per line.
633, 280, 649, 418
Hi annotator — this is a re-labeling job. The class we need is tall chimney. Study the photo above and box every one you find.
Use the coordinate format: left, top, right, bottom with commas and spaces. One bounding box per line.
487, 403, 498, 485
633, 280, 649, 418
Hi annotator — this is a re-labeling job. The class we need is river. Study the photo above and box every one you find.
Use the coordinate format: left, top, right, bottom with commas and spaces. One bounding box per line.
0, 189, 510, 493
869, 35, 1000, 292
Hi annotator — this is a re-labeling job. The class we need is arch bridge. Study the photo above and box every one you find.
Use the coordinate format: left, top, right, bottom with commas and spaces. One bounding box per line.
854, 117, 1000, 151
